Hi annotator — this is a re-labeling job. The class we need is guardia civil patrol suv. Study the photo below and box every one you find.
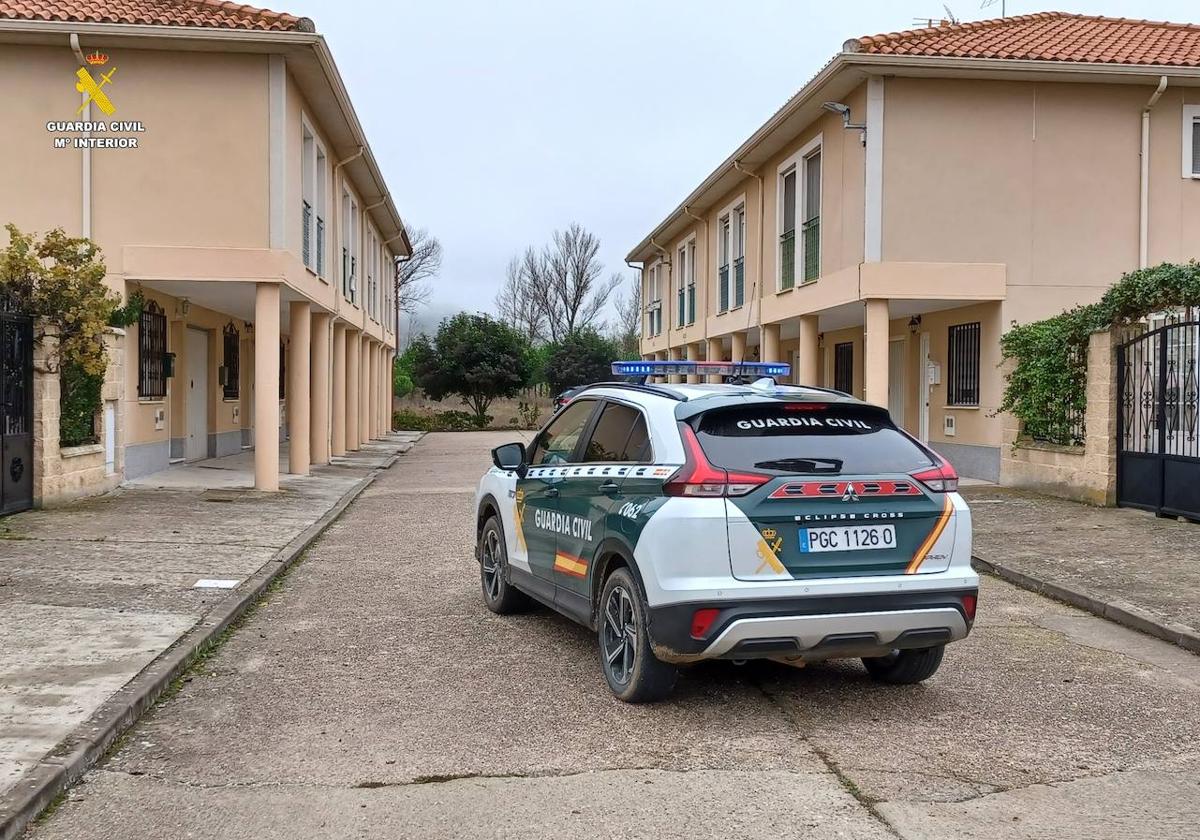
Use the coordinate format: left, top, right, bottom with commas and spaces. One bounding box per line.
474, 361, 978, 703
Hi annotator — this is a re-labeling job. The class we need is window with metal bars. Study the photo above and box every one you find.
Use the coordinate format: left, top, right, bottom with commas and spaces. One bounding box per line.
834, 341, 853, 394
802, 150, 821, 282
947, 322, 981, 406
279, 340, 286, 400
686, 239, 696, 324
302, 200, 312, 267
137, 300, 167, 399
718, 215, 730, 313
222, 322, 240, 400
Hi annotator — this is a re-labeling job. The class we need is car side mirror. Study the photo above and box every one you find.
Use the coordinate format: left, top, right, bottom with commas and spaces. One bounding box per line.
492, 442, 527, 476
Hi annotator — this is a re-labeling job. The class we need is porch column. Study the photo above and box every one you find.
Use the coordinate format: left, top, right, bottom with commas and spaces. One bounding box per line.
331, 323, 347, 457
685, 342, 701, 384
287, 302, 311, 475
706, 337, 724, 383
359, 336, 372, 443
310, 311, 331, 465
731, 331, 747, 363
253, 283, 280, 491
368, 340, 380, 440
762, 322, 781, 363
864, 298, 890, 406
797, 314, 819, 386
387, 349, 395, 432
346, 329, 361, 451
668, 346, 685, 384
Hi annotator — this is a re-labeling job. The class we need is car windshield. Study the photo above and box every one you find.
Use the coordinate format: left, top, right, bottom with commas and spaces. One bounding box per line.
693, 402, 933, 476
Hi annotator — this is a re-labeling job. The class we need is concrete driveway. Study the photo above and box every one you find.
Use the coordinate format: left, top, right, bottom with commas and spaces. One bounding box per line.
26, 432, 1200, 839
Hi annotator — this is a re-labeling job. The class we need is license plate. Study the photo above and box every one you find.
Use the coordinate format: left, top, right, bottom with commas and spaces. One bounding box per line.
799, 524, 896, 553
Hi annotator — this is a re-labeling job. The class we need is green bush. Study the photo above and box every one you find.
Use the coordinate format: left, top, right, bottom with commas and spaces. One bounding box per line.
59, 360, 102, 447
544, 329, 619, 394
999, 262, 1200, 445
392, 409, 493, 432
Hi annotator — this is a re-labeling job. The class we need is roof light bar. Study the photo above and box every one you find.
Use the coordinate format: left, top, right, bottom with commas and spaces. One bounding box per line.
612, 360, 790, 378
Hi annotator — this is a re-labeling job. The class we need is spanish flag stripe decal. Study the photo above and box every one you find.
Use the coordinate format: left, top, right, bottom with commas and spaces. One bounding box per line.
553, 552, 589, 578
906, 494, 953, 575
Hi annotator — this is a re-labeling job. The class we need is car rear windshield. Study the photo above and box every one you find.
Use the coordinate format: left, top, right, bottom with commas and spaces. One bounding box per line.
693, 402, 934, 476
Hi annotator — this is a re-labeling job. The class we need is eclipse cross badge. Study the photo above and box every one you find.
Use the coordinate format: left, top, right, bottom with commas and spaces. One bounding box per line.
841, 482, 860, 502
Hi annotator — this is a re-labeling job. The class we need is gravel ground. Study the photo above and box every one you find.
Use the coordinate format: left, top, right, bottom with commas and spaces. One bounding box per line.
25, 432, 1200, 840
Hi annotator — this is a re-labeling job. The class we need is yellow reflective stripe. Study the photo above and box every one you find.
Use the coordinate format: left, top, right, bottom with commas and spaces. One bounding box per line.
906, 494, 953, 574
553, 552, 588, 578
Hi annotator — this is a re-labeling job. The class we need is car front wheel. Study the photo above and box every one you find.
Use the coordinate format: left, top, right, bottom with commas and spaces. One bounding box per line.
598, 567, 677, 703
479, 516, 528, 615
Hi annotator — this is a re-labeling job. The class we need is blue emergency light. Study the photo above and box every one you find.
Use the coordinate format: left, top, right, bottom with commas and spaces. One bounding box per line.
612, 360, 791, 379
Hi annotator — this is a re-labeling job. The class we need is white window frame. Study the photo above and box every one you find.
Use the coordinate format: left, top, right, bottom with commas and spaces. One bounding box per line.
777, 134, 822, 290
715, 193, 746, 314
301, 119, 316, 271
342, 186, 360, 305
646, 261, 663, 337
314, 143, 327, 279
1183, 105, 1200, 178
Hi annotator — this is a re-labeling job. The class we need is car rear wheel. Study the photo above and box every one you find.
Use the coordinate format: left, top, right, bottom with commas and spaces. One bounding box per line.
479, 516, 529, 614
862, 644, 945, 684
598, 568, 677, 703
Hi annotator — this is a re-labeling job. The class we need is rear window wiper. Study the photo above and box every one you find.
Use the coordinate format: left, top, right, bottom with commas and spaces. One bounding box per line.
753, 457, 843, 474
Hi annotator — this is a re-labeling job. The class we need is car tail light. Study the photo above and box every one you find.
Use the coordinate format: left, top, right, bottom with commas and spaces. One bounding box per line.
690, 608, 721, 639
961, 592, 977, 622
665, 424, 768, 498
911, 457, 959, 493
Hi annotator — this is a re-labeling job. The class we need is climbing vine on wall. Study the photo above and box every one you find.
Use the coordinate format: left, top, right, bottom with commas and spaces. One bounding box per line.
999, 262, 1200, 445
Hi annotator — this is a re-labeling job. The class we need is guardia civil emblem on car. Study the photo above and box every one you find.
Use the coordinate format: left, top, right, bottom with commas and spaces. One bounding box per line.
474, 362, 978, 703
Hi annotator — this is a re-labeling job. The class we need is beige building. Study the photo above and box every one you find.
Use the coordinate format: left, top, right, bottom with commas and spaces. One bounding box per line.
628, 12, 1200, 482
0, 0, 406, 505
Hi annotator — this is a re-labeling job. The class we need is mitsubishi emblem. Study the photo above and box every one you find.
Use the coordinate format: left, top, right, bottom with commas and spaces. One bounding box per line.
841, 482, 860, 502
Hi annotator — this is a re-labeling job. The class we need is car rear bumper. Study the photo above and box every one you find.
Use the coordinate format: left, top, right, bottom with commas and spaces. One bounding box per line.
646, 589, 976, 664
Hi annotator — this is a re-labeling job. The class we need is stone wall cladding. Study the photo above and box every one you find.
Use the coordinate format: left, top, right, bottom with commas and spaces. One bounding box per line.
31, 328, 126, 507
1000, 330, 1117, 505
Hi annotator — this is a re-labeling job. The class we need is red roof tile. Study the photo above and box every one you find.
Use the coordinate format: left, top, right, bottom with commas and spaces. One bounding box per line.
851, 11, 1200, 67
0, 0, 312, 32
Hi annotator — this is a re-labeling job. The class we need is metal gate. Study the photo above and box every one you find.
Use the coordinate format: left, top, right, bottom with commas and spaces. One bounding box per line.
1116, 319, 1200, 521
0, 298, 34, 515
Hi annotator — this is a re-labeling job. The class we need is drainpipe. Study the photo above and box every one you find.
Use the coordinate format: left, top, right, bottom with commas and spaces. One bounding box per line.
69, 34, 91, 238
1140, 76, 1168, 269
732, 160, 764, 334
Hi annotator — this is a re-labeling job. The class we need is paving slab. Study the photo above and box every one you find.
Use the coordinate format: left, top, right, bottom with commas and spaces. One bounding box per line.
0, 437, 413, 809
964, 485, 1200, 650
22, 431, 1200, 840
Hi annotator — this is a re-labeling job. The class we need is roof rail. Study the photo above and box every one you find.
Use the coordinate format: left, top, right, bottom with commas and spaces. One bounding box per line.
581, 381, 688, 402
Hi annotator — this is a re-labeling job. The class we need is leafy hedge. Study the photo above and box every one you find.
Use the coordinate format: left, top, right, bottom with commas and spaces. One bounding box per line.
999, 263, 1200, 445
392, 409, 495, 432
60, 360, 102, 447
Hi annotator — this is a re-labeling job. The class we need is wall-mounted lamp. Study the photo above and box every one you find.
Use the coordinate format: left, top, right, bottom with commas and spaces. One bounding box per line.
180, 298, 191, 317
908, 315, 923, 335
822, 102, 867, 146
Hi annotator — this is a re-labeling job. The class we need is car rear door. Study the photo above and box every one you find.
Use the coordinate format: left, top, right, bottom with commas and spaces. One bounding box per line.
691, 401, 956, 581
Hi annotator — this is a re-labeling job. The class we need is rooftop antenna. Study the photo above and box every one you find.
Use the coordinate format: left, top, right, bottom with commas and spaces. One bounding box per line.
980, 0, 1006, 17
942, 5, 959, 23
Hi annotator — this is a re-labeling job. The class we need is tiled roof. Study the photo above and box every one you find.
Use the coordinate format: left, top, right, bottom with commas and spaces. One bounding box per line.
851, 11, 1200, 67
0, 0, 313, 32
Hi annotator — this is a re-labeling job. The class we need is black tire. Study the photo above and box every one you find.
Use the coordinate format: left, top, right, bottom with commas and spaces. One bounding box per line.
598, 568, 678, 703
862, 644, 945, 684
478, 516, 529, 614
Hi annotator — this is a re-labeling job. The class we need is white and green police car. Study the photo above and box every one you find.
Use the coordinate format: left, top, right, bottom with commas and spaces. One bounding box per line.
474, 361, 978, 703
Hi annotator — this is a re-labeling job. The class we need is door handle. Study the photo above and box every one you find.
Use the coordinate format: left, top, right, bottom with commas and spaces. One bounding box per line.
599, 481, 620, 495
545, 487, 559, 498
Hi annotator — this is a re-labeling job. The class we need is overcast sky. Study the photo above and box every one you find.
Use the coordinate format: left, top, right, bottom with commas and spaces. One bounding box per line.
284, 0, 1200, 332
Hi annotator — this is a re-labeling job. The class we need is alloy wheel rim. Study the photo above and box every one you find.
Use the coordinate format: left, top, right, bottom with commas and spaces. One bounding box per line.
602, 585, 637, 686
481, 530, 502, 602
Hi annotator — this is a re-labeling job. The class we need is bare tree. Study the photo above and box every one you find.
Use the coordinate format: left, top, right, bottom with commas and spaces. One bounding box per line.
525, 223, 621, 342
494, 254, 547, 342
611, 271, 642, 358
393, 226, 442, 336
